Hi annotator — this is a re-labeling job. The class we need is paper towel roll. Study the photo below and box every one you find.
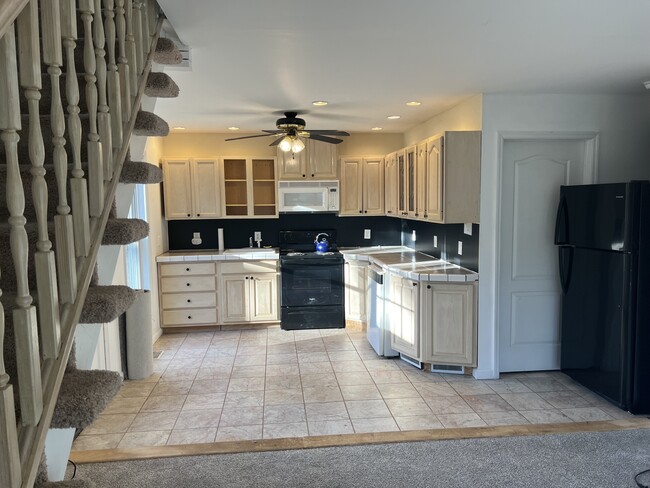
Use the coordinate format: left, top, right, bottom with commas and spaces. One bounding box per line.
218, 228, 224, 251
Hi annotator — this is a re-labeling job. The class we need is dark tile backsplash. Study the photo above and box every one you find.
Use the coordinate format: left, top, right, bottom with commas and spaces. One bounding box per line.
400, 220, 479, 272
167, 214, 402, 250
168, 215, 479, 272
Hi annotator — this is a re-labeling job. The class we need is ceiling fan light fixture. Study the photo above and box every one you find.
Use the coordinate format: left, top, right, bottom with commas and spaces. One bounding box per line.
278, 136, 293, 152
291, 137, 305, 153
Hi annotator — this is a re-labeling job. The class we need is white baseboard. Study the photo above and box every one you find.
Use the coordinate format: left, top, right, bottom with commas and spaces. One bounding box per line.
472, 368, 499, 380
153, 327, 163, 343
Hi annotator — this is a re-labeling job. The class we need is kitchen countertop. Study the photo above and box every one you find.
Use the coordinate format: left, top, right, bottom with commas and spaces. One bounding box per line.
156, 248, 278, 262
340, 246, 478, 283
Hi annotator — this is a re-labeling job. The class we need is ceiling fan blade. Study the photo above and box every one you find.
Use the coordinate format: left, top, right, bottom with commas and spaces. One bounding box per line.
269, 137, 284, 147
262, 130, 284, 134
224, 133, 275, 141
304, 130, 350, 136
307, 134, 345, 144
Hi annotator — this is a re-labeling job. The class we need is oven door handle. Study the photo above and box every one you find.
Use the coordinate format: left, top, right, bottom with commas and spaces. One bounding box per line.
281, 261, 343, 267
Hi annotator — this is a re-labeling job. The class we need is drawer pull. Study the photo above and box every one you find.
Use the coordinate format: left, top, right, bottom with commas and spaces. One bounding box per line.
188, 315, 192, 319
427, 285, 431, 289
186, 283, 191, 287
187, 299, 191, 303
186, 267, 190, 271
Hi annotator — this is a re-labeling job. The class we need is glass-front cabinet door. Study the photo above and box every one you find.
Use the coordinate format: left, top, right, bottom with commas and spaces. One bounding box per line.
223, 158, 248, 216
252, 158, 277, 216
406, 146, 417, 217
397, 150, 407, 216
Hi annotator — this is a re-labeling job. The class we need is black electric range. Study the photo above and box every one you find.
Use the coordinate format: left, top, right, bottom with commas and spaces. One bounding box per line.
279, 230, 345, 330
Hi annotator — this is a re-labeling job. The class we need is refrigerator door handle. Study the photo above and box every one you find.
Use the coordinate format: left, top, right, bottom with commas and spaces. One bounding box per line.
554, 194, 569, 245
558, 246, 573, 294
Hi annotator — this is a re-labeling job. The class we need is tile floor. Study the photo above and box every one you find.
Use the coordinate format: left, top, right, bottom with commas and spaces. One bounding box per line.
72, 328, 634, 451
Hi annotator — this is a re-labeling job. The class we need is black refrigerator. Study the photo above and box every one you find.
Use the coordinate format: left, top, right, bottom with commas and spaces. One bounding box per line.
554, 181, 650, 414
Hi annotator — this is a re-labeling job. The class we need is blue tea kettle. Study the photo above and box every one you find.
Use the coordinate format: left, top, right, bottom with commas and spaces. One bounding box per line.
314, 232, 330, 253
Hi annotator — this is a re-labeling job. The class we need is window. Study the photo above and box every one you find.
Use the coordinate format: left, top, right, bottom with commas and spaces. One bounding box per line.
124, 185, 150, 290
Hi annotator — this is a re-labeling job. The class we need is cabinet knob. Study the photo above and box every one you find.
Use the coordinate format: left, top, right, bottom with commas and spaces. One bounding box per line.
364, 210, 368, 214
188, 315, 192, 319
187, 213, 191, 217
387, 211, 392, 214
186, 268, 190, 271
197, 213, 201, 217
359, 210, 363, 214
187, 299, 191, 303
412, 282, 418, 287
311, 174, 314, 177
424, 214, 428, 218
245, 276, 249, 280
302, 174, 306, 177
415, 213, 419, 217
186, 283, 190, 286
427, 285, 431, 289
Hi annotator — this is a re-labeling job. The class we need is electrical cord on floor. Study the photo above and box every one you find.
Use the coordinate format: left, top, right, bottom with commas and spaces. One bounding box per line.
67, 459, 77, 480
635, 468, 650, 487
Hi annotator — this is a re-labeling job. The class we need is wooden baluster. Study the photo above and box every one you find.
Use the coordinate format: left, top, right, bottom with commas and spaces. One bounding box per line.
0, 23, 43, 427
103, 0, 122, 154
125, 0, 138, 98
61, 0, 90, 258
140, 0, 150, 53
41, 0, 77, 304
115, 0, 131, 122
93, 0, 112, 184
79, 0, 104, 221
0, 264, 21, 487
132, 0, 143, 76
17, 0, 61, 360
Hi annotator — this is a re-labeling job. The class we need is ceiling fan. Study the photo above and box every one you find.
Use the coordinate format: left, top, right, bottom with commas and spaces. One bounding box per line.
224, 112, 350, 153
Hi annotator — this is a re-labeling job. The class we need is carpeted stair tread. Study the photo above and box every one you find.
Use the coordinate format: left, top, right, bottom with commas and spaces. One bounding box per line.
80, 285, 137, 323
103, 218, 149, 245
153, 38, 182, 65
120, 160, 163, 184
144, 72, 180, 98
133, 110, 169, 137
51, 368, 123, 429
37, 454, 96, 488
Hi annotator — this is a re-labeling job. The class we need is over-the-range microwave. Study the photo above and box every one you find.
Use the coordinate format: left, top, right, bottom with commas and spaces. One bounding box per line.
278, 180, 339, 213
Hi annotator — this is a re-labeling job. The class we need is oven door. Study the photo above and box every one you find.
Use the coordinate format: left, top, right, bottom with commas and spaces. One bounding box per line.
280, 260, 344, 307
278, 187, 329, 213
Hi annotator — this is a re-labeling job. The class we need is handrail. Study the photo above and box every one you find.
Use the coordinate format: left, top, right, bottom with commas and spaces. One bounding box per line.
0, 0, 29, 39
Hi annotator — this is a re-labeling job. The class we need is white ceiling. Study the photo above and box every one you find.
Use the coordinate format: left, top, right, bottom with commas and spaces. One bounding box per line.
155, 0, 650, 134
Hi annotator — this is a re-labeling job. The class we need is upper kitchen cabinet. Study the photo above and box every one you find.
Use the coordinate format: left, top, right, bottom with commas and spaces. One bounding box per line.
425, 131, 481, 224
278, 139, 337, 180
385, 151, 398, 217
339, 157, 385, 216
162, 159, 221, 220
223, 157, 278, 218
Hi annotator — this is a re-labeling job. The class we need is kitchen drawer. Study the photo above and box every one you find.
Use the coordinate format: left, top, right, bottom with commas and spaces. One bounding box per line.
159, 262, 216, 276
160, 275, 216, 293
162, 308, 218, 326
161, 292, 217, 310
219, 260, 277, 275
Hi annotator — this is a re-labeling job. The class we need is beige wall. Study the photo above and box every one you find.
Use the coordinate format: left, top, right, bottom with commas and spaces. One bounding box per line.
404, 95, 483, 146
162, 132, 405, 159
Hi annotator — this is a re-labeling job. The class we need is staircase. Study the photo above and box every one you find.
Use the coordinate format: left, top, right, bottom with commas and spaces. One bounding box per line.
0, 0, 180, 486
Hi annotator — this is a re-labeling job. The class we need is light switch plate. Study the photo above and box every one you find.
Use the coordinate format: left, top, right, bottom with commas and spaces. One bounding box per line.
458, 241, 463, 255
412, 230, 417, 242
254, 231, 262, 241
364, 229, 371, 239
464, 223, 472, 236
433, 235, 438, 248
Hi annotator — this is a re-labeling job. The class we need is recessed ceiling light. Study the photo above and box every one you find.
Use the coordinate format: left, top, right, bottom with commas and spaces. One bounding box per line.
371, 127, 383, 131
406, 101, 422, 106
387, 115, 401, 120
312, 100, 328, 106
228, 126, 240, 131
172, 126, 186, 130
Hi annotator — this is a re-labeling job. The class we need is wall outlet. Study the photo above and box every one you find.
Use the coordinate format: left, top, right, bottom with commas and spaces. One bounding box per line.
464, 223, 473, 236
364, 229, 371, 239
412, 230, 417, 242
433, 235, 438, 248
254, 231, 262, 241
458, 241, 463, 255
191, 232, 202, 246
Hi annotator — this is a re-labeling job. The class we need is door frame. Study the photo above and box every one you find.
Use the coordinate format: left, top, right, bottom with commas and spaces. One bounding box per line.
493, 131, 599, 375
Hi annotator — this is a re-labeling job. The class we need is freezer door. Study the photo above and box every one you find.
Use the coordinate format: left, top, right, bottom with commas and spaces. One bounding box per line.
560, 247, 633, 409
555, 183, 632, 251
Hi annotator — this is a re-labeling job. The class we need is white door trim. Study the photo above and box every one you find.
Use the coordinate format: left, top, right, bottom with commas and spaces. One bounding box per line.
491, 131, 599, 377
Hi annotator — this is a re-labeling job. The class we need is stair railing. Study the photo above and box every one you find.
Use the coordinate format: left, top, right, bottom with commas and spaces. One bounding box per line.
0, 0, 163, 485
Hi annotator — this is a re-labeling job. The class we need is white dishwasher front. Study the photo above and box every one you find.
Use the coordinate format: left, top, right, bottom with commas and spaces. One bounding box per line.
367, 264, 398, 357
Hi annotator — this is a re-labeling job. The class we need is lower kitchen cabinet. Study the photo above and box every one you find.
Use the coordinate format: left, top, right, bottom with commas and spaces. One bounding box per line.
420, 282, 477, 366
388, 275, 420, 359
158, 262, 218, 327
344, 261, 368, 323
219, 261, 279, 324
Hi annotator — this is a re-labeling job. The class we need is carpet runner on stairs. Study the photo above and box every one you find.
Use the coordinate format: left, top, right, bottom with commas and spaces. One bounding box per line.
37, 455, 95, 488
133, 110, 169, 136
153, 37, 183, 65
144, 72, 180, 98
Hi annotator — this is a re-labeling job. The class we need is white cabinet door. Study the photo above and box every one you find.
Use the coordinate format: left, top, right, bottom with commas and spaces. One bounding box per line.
385, 152, 398, 217
363, 157, 385, 216
421, 283, 477, 366
425, 135, 443, 222
340, 158, 363, 216
162, 160, 193, 219
416, 142, 427, 218
249, 273, 278, 322
192, 159, 221, 219
389, 275, 419, 358
221, 274, 248, 323
309, 140, 338, 179
396, 150, 408, 217
345, 262, 367, 322
277, 149, 307, 179
405, 146, 417, 218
